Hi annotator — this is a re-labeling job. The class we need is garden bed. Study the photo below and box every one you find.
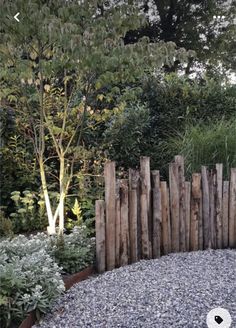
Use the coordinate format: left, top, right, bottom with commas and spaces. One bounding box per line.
0, 228, 95, 328
19, 266, 95, 328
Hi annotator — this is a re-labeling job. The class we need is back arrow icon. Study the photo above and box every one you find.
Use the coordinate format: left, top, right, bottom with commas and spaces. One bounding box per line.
14, 12, 20, 22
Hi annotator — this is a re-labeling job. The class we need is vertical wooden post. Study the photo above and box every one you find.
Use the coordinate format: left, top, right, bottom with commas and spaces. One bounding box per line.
169, 162, 180, 252
104, 161, 116, 270
129, 169, 139, 263
175, 156, 186, 252
136, 175, 142, 261
120, 179, 129, 266
161, 181, 171, 255
140, 157, 151, 259
209, 169, 217, 249
216, 164, 223, 249
115, 180, 121, 268
229, 168, 236, 248
185, 181, 191, 251
222, 181, 229, 248
152, 170, 161, 258
95, 200, 106, 273
190, 173, 201, 251
198, 191, 203, 251
201, 166, 210, 249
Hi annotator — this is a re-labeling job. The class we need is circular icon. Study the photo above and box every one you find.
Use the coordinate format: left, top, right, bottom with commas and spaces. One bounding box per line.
207, 307, 232, 328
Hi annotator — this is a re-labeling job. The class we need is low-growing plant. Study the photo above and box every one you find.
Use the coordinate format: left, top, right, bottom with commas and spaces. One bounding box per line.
51, 226, 95, 274
0, 248, 64, 327
0, 226, 95, 326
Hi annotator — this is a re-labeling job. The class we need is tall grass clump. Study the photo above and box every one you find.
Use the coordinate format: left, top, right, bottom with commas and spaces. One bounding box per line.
165, 119, 236, 178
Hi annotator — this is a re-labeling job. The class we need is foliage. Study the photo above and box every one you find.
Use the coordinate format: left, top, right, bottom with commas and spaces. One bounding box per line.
0, 211, 13, 238
0, 226, 94, 326
125, 0, 236, 77
0, 131, 39, 212
64, 198, 82, 232
9, 190, 48, 233
0, 0, 193, 233
164, 119, 236, 178
104, 75, 236, 172
51, 226, 95, 274
103, 103, 151, 168
0, 246, 64, 327
143, 74, 236, 136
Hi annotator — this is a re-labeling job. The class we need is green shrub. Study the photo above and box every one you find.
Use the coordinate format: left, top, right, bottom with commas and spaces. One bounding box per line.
143, 74, 236, 133
51, 226, 95, 274
0, 227, 95, 326
164, 119, 236, 178
0, 211, 13, 237
103, 103, 151, 168
0, 247, 64, 327
9, 190, 48, 233
103, 76, 236, 173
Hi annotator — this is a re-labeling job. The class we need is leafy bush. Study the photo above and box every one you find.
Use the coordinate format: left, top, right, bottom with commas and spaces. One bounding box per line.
103, 76, 236, 173
143, 74, 236, 135
164, 119, 236, 178
0, 211, 13, 237
51, 226, 95, 274
9, 190, 48, 233
0, 226, 95, 326
103, 103, 151, 168
0, 248, 64, 327
0, 233, 49, 260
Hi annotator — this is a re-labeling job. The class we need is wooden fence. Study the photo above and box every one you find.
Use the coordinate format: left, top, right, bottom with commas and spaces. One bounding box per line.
95, 155, 236, 273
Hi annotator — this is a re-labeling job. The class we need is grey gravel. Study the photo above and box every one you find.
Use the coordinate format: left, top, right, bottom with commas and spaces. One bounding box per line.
35, 249, 236, 327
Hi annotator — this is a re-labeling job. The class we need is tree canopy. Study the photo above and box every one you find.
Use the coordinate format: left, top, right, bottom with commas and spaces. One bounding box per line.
125, 0, 236, 78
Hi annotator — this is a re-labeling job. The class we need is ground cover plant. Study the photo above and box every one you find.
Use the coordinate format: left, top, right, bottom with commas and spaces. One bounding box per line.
0, 226, 95, 327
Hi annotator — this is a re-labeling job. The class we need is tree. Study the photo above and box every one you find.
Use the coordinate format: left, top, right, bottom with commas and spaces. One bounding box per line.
124, 0, 236, 78
0, 0, 192, 234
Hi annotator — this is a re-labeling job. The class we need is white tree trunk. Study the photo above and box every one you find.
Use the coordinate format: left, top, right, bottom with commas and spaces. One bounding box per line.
39, 159, 56, 234
58, 156, 65, 235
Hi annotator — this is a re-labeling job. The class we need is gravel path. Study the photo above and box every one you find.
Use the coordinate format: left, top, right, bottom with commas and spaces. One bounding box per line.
35, 249, 236, 328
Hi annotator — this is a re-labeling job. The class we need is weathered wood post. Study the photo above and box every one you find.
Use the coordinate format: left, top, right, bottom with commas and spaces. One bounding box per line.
140, 157, 151, 259
169, 162, 180, 252
201, 166, 210, 249
185, 181, 191, 251
190, 173, 201, 251
175, 155, 186, 252
209, 169, 217, 249
229, 168, 236, 248
161, 181, 171, 255
216, 164, 223, 249
115, 180, 121, 267
129, 169, 139, 263
222, 181, 229, 248
95, 200, 106, 273
152, 170, 161, 258
120, 179, 129, 266
104, 161, 116, 270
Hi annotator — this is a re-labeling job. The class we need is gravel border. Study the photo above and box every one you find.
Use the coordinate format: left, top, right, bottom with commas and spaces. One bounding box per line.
35, 249, 236, 327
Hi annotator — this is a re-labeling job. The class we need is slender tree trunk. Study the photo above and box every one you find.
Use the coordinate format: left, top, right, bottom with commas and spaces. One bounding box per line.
39, 158, 55, 234
58, 155, 65, 234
